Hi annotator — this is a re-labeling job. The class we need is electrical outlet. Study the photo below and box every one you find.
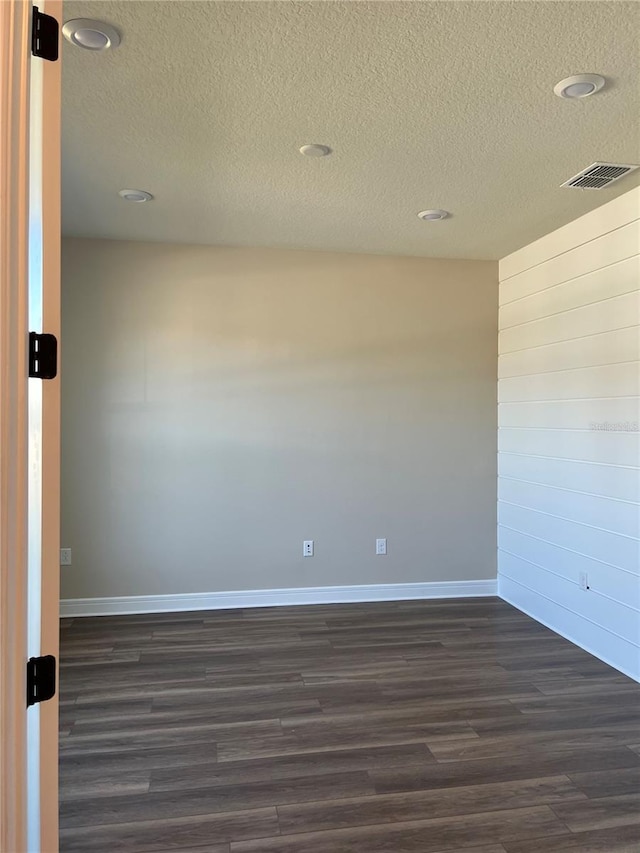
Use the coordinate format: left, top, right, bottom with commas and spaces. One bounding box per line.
579, 571, 589, 591
303, 540, 314, 557
60, 548, 72, 566
376, 538, 387, 555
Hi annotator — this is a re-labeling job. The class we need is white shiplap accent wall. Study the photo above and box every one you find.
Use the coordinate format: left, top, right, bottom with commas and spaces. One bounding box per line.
498, 187, 640, 681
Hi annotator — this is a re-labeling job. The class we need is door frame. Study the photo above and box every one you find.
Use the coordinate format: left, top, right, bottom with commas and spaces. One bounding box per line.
0, 2, 32, 849
40, 1, 62, 847
0, 1, 61, 850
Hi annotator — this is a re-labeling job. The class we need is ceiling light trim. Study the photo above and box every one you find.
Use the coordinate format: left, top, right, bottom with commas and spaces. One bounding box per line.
118, 189, 154, 203
62, 18, 121, 51
299, 144, 332, 158
417, 209, 450, 221
554, 74, 605, 99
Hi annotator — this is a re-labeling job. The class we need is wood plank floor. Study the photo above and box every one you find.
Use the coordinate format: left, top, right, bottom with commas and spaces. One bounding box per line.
59, 597, 640, 852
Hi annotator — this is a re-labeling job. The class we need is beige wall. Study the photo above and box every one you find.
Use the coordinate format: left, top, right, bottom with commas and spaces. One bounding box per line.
60, 238, 498, 599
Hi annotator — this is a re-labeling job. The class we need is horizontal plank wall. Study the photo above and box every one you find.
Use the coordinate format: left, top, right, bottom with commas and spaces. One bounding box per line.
498, 187, 640, 681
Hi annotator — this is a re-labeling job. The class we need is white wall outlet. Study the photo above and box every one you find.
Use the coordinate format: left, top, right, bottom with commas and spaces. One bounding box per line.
376, 538, 387, 555
60, 548, 72, 566
303, 540, 314, 557
579, 571, 589, 591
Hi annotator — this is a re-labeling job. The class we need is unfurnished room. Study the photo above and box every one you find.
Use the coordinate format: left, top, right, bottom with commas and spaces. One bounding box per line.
0, 2, 639, 852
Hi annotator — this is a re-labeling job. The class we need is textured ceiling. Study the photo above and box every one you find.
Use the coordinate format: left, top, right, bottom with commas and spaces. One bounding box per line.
62, 1, 640, 260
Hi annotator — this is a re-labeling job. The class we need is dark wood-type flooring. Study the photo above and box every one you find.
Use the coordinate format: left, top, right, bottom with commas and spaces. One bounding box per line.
59, 597, 640, 852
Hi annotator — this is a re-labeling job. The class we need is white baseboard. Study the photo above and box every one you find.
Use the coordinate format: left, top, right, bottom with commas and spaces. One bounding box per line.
499, 575, 640, 683
60, 579, 497, 618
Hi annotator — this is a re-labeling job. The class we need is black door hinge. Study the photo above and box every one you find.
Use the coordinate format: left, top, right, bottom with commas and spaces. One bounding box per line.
32, 6, 59, 61
27, 655, 56, 707
29, 332, 57, 379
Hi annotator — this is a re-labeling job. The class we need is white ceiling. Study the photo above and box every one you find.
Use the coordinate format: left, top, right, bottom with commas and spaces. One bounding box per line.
62, 1, 640, 260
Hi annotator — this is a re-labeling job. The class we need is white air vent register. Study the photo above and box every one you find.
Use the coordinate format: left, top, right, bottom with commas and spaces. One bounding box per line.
561, 162, 639, 190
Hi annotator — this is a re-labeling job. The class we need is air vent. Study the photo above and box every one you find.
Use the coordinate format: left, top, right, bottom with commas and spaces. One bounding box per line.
561, 162, 639, 190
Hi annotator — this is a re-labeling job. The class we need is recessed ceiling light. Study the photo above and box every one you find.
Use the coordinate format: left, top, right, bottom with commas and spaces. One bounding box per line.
118, 189, 153, 203
417, 209, 450, 221
554, 74, 605, 99
62, 18, 121, 51
299, 144, 332, 157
